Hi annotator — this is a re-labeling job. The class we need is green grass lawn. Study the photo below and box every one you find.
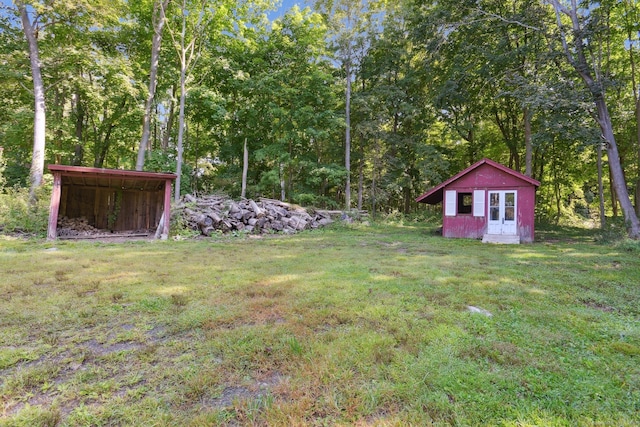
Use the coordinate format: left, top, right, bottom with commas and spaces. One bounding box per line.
0, 223, 639, 426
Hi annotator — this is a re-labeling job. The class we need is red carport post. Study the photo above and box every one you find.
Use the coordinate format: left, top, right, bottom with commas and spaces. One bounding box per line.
47, 171, 62, 240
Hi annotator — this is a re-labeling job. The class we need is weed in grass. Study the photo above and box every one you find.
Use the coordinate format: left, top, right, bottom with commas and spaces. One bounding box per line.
137, 297, 169, 312
408, 392, 457, 425
78, 309, 97, 320
76, 280, 101, 298
170, 293, 189, 307
616, 239, 640, 253
183, 369, 222, 402
610, 342, 640, 356
234, 392, 274, 425
464, 340, 524, 366
286, 336, 304, 356
78, 379, 117, 400
41, 333, 60, 347
3, 362, 61, 397
372, 344, 396, 365
111, 292, 124, 303
0, 348, 39, 370
136, 343, 158, 363
65, 404, 101, 426
187, 409, 237, 426
54, 270, 69, 282
2, 404, 62, 427
20, 287, 34, 297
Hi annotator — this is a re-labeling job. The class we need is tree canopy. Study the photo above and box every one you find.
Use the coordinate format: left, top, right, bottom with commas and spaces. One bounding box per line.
1, 0, 640, 233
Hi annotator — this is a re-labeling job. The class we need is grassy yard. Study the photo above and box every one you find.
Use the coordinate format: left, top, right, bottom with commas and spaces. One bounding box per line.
0, 222, 639, 426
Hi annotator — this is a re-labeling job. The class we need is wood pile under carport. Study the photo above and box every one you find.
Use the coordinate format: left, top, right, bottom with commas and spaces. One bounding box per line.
57, 216, 100, 237
175, 194, 337, 236
56, 216, 153, 239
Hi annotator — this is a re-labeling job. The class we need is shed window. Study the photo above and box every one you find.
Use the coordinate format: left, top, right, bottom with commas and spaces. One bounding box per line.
457, 192, 472, 214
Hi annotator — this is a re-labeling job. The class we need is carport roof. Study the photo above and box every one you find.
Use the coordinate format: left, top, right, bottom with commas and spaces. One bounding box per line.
48, 165, 176, 192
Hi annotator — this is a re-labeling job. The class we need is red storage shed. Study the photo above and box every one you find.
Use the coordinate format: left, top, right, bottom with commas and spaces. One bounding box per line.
416, 158, 540, 243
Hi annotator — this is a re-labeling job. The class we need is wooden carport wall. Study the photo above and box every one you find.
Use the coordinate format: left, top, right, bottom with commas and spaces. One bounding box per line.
47, 165, 176, 240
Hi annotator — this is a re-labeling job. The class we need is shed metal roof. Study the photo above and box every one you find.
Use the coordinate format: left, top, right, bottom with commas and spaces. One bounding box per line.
415, 158, 540, 205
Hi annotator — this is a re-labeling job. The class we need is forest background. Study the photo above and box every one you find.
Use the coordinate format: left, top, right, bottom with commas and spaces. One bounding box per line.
1, 0, 640, 234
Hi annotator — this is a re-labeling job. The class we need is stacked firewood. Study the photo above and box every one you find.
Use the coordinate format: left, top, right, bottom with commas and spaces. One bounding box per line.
174, 194, 336, 236
57, 216, 100, 237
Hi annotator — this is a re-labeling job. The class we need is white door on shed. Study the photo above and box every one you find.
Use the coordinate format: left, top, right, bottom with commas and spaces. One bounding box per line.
487, 191, 517, 235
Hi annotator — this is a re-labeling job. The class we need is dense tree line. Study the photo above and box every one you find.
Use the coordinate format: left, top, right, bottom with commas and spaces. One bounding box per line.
1, 0, 639, 236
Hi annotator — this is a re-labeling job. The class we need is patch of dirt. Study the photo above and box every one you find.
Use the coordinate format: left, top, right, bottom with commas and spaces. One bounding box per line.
202, 372, 286, 410
146, 325, 168, 342
581, 299, 616, 312
83, 339, 143, 356
204, 386, 256, 409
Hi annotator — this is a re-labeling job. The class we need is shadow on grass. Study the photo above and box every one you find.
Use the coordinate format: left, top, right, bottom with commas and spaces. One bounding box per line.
535, 222, 599, 243
535, 219, 631, 244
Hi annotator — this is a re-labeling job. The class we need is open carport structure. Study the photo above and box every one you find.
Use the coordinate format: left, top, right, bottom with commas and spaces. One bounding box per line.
47, 165, 176, 240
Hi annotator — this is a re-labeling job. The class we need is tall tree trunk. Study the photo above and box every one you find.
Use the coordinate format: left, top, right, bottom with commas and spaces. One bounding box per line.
94, 124, 115, 168
636, 90, 640, 216
175, 67, 186, 202
137, 0, 171, 171
630, 37, 640, 216
466, 128, 475, 165
162, 85, 176, 150
279, 163, 285, 201
372, 139, 378, 219
345, 59, 352, 211
357, 141, 364, 211
403, 186, 412, 215
174, 0, 188, 202
288, 139, 293, 203
621, 0, 640, 216
597, 142, 606, 228
524, 107, 532, 177
18, 4, 46, 202
552, 150, 561, 224
609, 163, 618, 218
598, 98, 637, 234
241, 138, 248, 199
73, 87, 84, 166
548, 0, 640, 238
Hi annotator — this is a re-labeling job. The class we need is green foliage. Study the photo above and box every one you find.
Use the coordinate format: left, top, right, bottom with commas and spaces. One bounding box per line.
169, 204, 201, 239
0, 185, 50, 236
0, 0, 639, 227
145, 150, 192, 196
145, 150, 177, 174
